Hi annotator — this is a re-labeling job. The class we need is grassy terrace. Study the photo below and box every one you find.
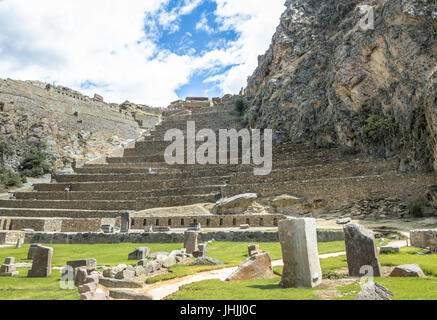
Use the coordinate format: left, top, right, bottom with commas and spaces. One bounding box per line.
0, 241, 435, 300
168, 247, 437, 300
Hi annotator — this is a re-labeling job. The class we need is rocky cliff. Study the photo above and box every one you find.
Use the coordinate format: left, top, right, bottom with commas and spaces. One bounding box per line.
0, 78, 161, 175
245, 0, 437, 172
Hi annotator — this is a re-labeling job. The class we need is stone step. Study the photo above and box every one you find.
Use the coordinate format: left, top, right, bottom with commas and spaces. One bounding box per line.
74, 167, 183, 174
125, 141, 312, 157
59, 158, 396, 184
33, 176, 230, 192
108, 147, 340, 164
79, 154, 371, 173
222, 173, 433, 209
0, 208, 122, 219
0, 199, 136, 211
55, 168, 233, 183
14, 185, 223, 201
0, 194, 216, 211
230, 160, 398, 185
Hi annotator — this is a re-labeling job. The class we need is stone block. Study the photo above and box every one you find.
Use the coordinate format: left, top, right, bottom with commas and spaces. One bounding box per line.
248, 245, 260, 257
128, 247, 150, 261
184, 231, 198, 254
99, 278, 143, 289
67, 258, 97, 272
120, 212, 130, 233
226, 252, 275, 281
278, 218, 322, 288
27, 245, 53, 278
390, 264, 426, 278
344, 224, 382, 277
356, 282, 393, 300
115, 269, 135, 280
27, 244, 41, 260
109, 290, 152, 300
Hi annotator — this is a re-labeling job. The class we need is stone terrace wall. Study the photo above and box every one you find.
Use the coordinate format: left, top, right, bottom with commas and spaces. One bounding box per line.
132, 214, 286, 229
410, 229, 437, 252
0, 231, 25, 245
25, 229, 344, 244
0, 217, 102, 233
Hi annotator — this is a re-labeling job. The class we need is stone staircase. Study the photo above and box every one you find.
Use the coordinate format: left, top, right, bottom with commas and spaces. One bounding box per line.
0, 100, 435, 232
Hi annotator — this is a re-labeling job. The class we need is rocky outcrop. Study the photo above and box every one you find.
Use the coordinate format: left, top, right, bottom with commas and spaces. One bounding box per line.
0, 78, 161, 176
245, 0, 437, 172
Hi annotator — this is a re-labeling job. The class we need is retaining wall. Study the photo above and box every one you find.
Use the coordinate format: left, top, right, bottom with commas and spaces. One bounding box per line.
25, 229, 344, 244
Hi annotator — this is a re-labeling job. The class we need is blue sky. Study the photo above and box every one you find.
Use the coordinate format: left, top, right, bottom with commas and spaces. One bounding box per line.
0, 0, 285, 107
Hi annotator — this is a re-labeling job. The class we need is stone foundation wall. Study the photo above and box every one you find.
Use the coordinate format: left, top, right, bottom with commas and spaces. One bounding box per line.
410, 229, 437, 252
0, 231, 25, 245
132, 214, 286, 229
0, 218, 102, 232
24, 229, 344, 244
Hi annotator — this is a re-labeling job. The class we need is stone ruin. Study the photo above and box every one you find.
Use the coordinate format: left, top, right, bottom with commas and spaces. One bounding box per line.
226, 252, 275, 282
28, 245, 53, 278
0, 257, 19, 277
1, 94, 432, 237
184, 231, 198, 255
410, 229, 437, 253
278, 218, 322, 288
344, 224, 382, 277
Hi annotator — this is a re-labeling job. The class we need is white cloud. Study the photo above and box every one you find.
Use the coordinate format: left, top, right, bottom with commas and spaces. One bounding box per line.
210, 0, 286, 94
196, 13, 214, 34
0, 0, 285, 107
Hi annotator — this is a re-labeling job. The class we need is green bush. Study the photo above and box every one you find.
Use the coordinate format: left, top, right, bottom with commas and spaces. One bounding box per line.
407, 196, 428, 218
357, 103, 397, 143
235, 99, 247, 115
0, 166, 23, 188
20, 148, 51, 178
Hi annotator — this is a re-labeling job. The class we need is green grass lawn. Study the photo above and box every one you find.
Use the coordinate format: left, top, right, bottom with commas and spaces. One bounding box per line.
0, 272, 79, 300
168, 247, 437, 300
0, 243, 184, 267
146, 241, 346, 284
3, 241, 433, 301
0, 241, 345, 300
0, 243, 184, 300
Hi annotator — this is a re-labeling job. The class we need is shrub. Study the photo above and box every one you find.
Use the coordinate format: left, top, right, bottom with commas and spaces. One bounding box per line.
357, 103, 397, 143
20, 148, 52, 178
235, 99, 247, 115
0, 166, 23, 188
297, 50, 307, 57
407, 196, 428, 218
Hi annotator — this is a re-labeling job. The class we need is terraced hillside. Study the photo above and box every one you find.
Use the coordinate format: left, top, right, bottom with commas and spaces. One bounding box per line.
0, 100, 435, 232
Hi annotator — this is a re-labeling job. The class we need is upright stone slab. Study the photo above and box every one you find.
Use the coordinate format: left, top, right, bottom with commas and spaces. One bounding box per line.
278, 218, 322, 288
120, 212, 130, 233
184, 231, 198, 254
16, 238, 22, 249
27, 244, 41, 260
28, 246, 53, 278
344, 224, 382, 277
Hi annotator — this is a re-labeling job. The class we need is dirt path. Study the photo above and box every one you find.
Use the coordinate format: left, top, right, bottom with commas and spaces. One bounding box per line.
140, 251, 347, 300
137, 239, 408, 300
